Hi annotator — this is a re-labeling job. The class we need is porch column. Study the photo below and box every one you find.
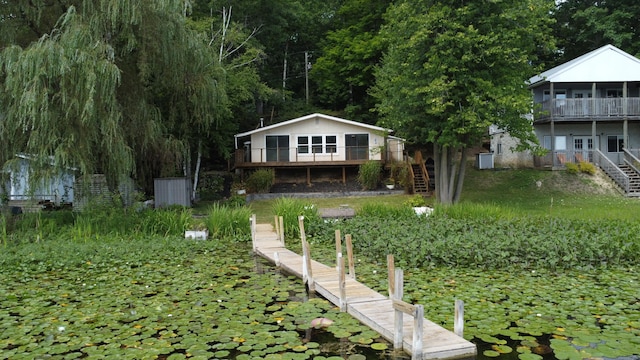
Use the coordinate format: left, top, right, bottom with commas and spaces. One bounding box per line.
591, 82, 597, 115
550, 82, 555, 153
623, 81, 628, 116
624, 119, 628, 149
592, 121, 598, 151
307, 167, 311, 186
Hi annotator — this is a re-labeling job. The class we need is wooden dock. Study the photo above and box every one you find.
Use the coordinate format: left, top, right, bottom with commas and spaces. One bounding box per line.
251, 221, 477, 360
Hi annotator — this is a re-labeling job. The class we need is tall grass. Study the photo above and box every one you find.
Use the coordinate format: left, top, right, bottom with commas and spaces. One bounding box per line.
272, 197, 321, 239
204, 203, 252, 240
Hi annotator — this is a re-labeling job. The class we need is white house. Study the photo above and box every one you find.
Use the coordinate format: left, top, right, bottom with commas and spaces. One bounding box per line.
529, 44, 640, 168
233, 113, 406, 185
513, 44, 640, 195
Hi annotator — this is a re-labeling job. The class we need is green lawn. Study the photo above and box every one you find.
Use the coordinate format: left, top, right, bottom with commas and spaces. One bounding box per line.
246, 167, 640, 223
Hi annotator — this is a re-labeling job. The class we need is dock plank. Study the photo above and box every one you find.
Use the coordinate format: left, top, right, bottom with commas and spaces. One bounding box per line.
252, 223, 477, 359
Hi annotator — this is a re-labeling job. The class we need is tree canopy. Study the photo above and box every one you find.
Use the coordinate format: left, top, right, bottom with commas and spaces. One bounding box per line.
1, 0, 227, 192
373, 0, 555, 204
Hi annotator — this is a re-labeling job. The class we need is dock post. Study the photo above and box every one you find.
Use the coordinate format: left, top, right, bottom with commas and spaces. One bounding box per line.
338, 254, 347, 311
299, 216, 315, 293
413, 304, 424, 360
274, 215, 279, 241
335, 230, 342, 271
387, 254, 395, 298
393, 268, 404, 350
250, 214, 257, 251
455, 299, 464, 337
345, 234, 355, 279
279, 216, 285, 245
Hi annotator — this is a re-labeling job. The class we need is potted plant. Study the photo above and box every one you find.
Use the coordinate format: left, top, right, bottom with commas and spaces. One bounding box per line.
384, 178, 395, 190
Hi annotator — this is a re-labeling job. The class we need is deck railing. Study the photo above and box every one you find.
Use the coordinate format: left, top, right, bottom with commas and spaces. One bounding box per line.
535, 97, 640, 120
233, 145, 396, 167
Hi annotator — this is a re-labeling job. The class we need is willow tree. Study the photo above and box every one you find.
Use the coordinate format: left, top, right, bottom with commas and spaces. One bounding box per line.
373, 0, 555, 204
0, 0, 225, 194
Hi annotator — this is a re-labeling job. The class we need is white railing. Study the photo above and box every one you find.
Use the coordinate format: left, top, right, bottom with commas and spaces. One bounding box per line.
594, 149, 629, 192
537, 98, 640, 119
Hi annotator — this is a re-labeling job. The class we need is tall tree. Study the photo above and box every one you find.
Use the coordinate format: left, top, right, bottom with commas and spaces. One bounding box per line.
373, 0, 555, 204
553, 0, 640, 64
0, 0, 226, 194
311, 0, 389, 123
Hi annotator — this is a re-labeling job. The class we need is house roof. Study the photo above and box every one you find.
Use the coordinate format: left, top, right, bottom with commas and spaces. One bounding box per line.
234, 113, 392, 139
529, 44, 640, 87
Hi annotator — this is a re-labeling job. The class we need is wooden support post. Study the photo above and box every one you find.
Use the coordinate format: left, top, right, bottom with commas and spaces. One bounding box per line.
250, 214, 257, 250
345, 234, 355, 280
335, 230, 342, 271
338, 254, 347, 311
387, 254, 395, 298
307, 167, 311, 186
342, 166, 346, 184
413, 305, 424, 360
274, 215, 280, 240
299, 216, 314, 293
454, 299, 464, 338
279, 216, 285, 245
393, 268, 404, 350
274, 252, 280, 267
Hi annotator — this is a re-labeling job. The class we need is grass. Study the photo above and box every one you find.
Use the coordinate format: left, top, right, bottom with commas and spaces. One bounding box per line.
246, 166, 640, 222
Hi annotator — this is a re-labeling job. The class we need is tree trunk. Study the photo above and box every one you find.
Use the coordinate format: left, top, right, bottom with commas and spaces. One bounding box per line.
434, 144, 466, 205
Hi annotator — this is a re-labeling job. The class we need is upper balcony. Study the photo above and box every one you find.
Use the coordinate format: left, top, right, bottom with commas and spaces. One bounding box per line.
533, 97, 640, 123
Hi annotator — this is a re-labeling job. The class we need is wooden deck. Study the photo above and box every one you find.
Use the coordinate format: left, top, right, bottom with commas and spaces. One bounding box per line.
252, 223, 477, 360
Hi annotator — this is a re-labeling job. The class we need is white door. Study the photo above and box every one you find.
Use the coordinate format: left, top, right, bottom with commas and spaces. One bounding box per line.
573, 136, 595, 163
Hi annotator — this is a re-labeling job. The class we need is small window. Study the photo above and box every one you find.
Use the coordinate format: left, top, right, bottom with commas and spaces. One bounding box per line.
326, 136, 337, 153
312, 136, 323, 153
298, 136, 309, 154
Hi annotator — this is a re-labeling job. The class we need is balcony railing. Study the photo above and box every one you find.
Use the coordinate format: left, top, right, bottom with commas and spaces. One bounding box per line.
233, 145, 407, 168
535, 98, 640, 120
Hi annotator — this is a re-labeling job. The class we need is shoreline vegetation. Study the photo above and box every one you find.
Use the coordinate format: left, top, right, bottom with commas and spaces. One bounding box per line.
1, 168, 638, 359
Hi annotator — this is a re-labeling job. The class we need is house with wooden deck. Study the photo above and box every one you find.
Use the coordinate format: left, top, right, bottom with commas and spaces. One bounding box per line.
233, 113, 428, 190
528, 44, 640, 195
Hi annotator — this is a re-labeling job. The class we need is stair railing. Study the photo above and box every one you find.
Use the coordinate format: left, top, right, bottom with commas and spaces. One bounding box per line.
594, 149, 629, 193
413, 151, 431, 192
406, 155, 416, 194
623, 148, 640, 175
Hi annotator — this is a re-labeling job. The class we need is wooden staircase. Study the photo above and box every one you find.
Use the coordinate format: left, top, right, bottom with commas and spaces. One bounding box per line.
618, 164, 640, 195
409, 151, 432, 195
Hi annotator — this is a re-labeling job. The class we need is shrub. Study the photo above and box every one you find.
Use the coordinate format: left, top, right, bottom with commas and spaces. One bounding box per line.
204, 203, 252, 240
565, 162, 579, 174
578, 161, 596, 175
404, 194, 427, 207
358, 203, 415, 219
357, 161, 382, 190
246, 169, 274, 193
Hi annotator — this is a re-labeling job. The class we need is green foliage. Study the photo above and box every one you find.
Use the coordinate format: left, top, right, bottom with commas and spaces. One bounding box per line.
312, 209, 640, 270
204, 203, 252, 240
358, 203, 415, 219
272, 197, 322, 239
245, 169, 274, 193
373, 0, 554, 203
578, 161, 596, 175
565, 162, 579, 174
357, 161, 382, 190
404, 194, 427, 207
197, 173, 227, 200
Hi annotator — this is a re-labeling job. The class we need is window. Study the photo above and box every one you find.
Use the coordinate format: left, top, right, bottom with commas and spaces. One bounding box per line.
496, 143, 502, 155
297, 136, 309, 154
312, 136, 323, 153
297, 135, 338, 154
543, 135, 567, 150
608, 135, 624, 153
326, 136, 337, 153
